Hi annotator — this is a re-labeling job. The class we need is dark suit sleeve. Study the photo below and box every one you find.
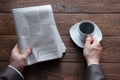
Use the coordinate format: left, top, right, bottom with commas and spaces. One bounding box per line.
86, 64, 107, 80
0, 67, 23, 80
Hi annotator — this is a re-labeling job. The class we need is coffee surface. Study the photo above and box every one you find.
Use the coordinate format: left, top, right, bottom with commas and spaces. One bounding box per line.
79, 22, 94, 34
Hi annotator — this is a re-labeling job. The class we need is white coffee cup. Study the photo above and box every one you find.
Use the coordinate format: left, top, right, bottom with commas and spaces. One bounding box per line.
78, 20, 95, 40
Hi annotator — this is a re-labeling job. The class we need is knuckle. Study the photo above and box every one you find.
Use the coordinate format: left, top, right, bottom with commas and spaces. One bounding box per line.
97, 44, 102, 50
98, 43, 101, 47
22, 56, 27, 61
86, 39, 90, 42
93, 46, 102, 51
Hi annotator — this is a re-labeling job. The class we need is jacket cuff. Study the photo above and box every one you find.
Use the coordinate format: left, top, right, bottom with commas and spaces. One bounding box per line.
86, 64, 106, 80
8, 65, 24, 79
0, 66, 23, 80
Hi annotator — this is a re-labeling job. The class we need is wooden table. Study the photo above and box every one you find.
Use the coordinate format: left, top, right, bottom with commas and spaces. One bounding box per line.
0, 0, 120, 80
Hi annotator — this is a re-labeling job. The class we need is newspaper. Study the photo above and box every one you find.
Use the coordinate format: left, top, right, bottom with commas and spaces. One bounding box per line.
12, 5, 66, 65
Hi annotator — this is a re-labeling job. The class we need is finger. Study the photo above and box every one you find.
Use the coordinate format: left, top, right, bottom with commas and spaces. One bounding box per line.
92, 37, 100, 46
85, 35, 92, 46
23, 48, 32, 58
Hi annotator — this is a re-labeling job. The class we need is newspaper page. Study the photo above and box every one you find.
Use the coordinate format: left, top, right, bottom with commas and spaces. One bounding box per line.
12, 5, 66, 65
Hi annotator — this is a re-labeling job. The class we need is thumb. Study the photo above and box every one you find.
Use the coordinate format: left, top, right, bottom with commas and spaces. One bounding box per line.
12, 44, 20, 54
85, 35, 93, 47
23, 48, 32, 58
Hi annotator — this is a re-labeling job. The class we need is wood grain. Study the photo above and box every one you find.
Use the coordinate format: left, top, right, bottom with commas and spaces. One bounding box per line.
0, 35, 120, 63
0, 0, 120, 80
0, 13, 120, 35
23, 63, 120, 80
23, 62, 120, 80
0, 0, 120, 13
0, 62, 120, 80
0, 62, 8, 72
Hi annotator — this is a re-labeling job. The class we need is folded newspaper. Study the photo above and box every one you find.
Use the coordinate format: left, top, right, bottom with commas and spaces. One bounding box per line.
12, 5, 66, 65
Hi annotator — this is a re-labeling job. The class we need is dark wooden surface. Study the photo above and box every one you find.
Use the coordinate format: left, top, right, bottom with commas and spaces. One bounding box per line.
0, 0, 120, 80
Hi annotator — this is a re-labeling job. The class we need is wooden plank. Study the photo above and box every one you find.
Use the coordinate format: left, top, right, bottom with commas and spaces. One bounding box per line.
0, 13, 15, 35
0, 0, 120, 13
0, 35, 17, 61
0, 35, 120, 63
0, 13, 120, 35
1, 62, 119, 80
23, 63, 120, 80
22, 61, 86, 80
0, 62, 8, 72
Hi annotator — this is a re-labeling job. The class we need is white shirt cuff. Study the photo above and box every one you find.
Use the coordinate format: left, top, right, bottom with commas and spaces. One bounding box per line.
88, 63, 100, 67
8, 65, 24, 79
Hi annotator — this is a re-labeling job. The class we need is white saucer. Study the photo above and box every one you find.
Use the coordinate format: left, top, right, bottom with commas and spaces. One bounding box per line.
69, 22, 102, 48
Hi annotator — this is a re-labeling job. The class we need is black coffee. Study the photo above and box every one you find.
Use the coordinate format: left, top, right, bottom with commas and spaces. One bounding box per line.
79, 22, 94, 34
